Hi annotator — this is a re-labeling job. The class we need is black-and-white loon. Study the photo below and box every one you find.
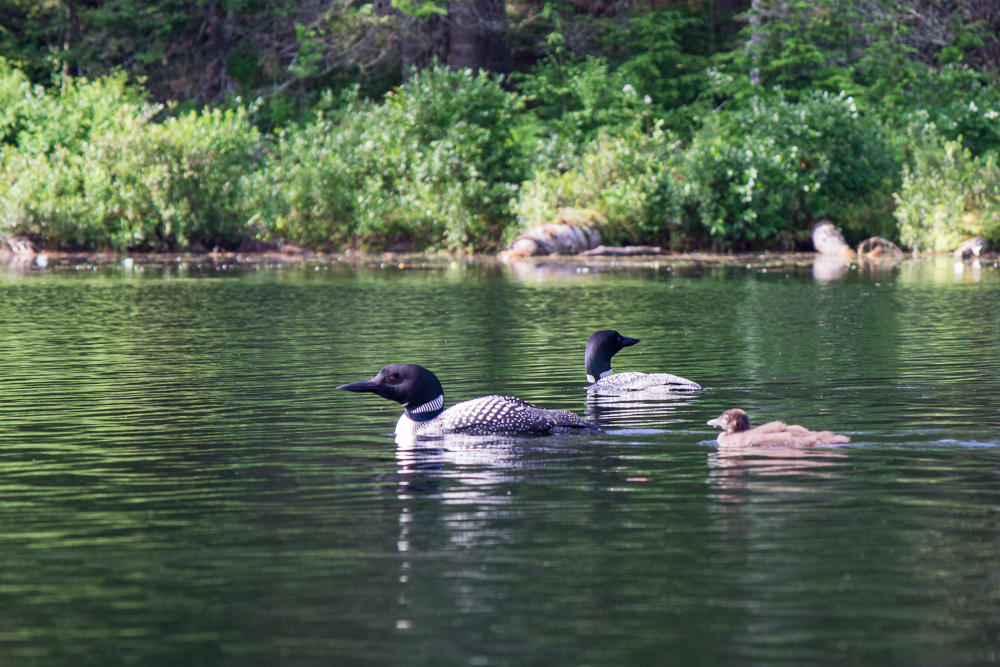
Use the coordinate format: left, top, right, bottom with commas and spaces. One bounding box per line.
338, 364, 601, 437
585, 330, 702, 394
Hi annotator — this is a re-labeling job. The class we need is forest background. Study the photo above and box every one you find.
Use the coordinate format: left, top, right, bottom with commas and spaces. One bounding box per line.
0, 0, 998, 254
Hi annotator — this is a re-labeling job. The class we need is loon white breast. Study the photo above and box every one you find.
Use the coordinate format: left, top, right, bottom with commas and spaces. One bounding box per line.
338, 363, 601, 437
585, 330, 702, 394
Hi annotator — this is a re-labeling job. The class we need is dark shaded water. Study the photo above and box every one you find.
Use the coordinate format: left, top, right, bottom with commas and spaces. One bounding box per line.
0, 256, 998, 665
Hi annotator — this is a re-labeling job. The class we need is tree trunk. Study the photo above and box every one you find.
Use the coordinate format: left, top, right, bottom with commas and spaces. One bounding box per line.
748, 0, 763, 86
62, 0, 81, 84
399, 0, 511, 79
448, 0, 510, 73
206, 2, 237, 98
708, 0, 749, 52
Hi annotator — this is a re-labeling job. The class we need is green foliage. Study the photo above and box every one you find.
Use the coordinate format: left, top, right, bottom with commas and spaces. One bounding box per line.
84, 106, 263, 250
709, 0, 863, 103
888, 65, 1000, 157
0, 73, 261, 250
389, 0, 447, 18
517, 56, 651, 143
710, 0, 1000, 141
667, 92, 898, 247
14, 72, 151, 156
895, 124, 1000, 252
254, 66, 528, 250
248, 95, 360, 247
513, 126, 674, 244
0, 58, 37, 145
613, 5, 710, 131
3, 1, 1000, 255
346, 65, 528, 249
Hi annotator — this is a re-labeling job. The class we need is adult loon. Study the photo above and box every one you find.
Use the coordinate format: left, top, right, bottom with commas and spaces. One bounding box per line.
338, 364, 601, 437
707, 408, 850, 447
585, 330, 702, 394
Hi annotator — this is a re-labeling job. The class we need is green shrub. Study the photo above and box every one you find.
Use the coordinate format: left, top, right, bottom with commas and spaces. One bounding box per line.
14, 72, 151, 156
0, 72, 261, 250
0, 58, 37, 145
256, 66, 528, 251
513, 126, 674, 244
517, 56, 651, 145
0, 74, 161, 248
895, 123, 1000, 252
83, 106, 262, 250
0, 148, 95, 247
249, 103, 357, 248
667, 91, 898, 247
890, 65, 1000, 157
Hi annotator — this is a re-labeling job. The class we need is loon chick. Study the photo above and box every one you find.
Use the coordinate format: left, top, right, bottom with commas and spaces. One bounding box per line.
338, 364, 601, 437
707, 408, 850, 447
585, 330, 701, 394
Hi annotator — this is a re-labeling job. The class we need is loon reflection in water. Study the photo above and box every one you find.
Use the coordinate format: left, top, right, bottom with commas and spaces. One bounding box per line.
338, 363, 601, 437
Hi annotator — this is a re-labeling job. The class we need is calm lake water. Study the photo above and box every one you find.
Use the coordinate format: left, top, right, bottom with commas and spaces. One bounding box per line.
0, 254, 998, 665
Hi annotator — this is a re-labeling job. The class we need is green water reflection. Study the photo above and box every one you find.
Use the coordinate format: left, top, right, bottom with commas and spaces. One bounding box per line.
0, 256, 997, 665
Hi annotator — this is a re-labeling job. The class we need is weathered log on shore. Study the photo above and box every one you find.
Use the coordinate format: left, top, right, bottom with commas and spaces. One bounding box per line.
580, 245, 664, 256
499, 209, 603, 259
858, 236, 903, 257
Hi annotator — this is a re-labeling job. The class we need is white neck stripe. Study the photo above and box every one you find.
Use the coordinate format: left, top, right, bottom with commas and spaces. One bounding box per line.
409, 394, 444, 413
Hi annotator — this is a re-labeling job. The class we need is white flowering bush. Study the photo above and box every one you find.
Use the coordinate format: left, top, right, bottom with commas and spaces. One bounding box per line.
666, 92, 897, 246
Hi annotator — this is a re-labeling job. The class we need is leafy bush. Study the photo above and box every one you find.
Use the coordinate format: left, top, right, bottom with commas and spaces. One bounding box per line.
0, 73, 261, 250
889, 65, 1000, 157
513, 126, 674, 245
517, 56, 652, 145
0, 58, 37, 145
256, 66, 529, 251
895, 124, 1000, 252
249, 102, 357, 248
666, 91, 898, 247
14, 72, 151, 156
612, 5, 711, 133
83, 107, 263, 250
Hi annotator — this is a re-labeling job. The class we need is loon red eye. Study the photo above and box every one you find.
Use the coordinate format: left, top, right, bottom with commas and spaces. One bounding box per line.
388, 376, 398, 384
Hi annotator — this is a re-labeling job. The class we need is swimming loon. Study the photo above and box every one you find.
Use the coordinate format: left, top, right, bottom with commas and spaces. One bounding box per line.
585, 330, 702, 394
338, 364, 601, 437
707, 408, 850, 447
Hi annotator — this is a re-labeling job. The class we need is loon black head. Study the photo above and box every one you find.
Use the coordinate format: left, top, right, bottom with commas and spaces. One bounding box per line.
337, 364, 445, 421
585, 330, 640, 384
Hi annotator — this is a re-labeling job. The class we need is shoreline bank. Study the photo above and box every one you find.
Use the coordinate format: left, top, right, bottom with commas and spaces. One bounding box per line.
1, 247, 996, 274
